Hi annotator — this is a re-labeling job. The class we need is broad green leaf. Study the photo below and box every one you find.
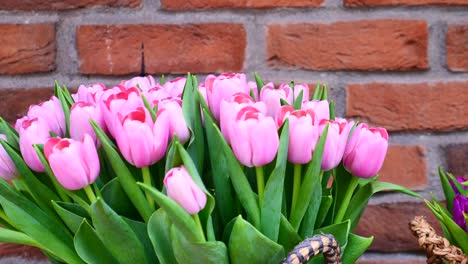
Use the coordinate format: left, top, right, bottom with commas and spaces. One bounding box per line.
171, 225, 229, 263
278, 215, 301, 253
314, 220, 350, 250
138, 183, 203, 242
229, 216, 284, 264
314, 195, 333, 229
52, 201, 88, 234
290, 124, 328, 230
187, 75, 205, 173
299, 194, 321, 237
91, 120, 153, 221
101, 178, 140, 219
0, 179, 82, 264
254, 72, 265, 95
74, 220, 117, 264
439, 167, 455, 212
342, 234, 373, 264
124, 217, 158, 263
181, 73, 195, 132
0, 117, 19, 149
148, 209, 177, 264
261, 121, 289, 242
90, 198, 148, 264
0, 228, 39, 247
435, 202, 468, 252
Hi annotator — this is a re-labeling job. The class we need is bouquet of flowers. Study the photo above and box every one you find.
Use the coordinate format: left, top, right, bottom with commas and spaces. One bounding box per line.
0, 73, 417, 264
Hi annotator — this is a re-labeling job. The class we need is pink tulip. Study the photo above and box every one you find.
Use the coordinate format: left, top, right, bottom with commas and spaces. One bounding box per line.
294, 84, 310, 103
230, 106, 279, 167
259, 83, 293, 118
343, 123, 389, 178
70, 102, 105, 145
27, 96, 66, 137
44, 134, 99, 190
72, 83, 107, 104
121, 75, 156, 92
205, 73, 249, 121
302, 100, 330, 124
158, 98, 191, 144
220, 93, 266, 144
164, 165, 207, 215
319, 119, 354, 171
276, 106, 318, 164
144, 86, 171, 107
114, 107, 169, 168
0, 134, 18, 181
17, 117, 50, 172
163, 77, 186, 98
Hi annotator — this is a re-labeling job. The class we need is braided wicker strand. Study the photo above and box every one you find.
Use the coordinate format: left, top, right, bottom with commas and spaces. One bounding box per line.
281, 234, 342, 264
410, 216, 468, 264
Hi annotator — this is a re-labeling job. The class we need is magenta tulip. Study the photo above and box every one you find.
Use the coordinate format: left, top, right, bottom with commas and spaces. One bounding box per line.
453, 193, 468, 232
302, 100, 330, 124
158, 98, 191, 143
70, 102, 105, 144
72, 83, 107, 104
114, 107, 169, 167
17, 117, 50, 172
27, 96, 66, 137
163, 77, 186, 98
259, 83, 293, 118
205, 73, 249, 121
343, 123, 389, 178
0, 134, 18, 181
164, 166, 207, 215
230, 106, 279, 167
276, 105, 318, 164
319, 119, 354, 171
45, 134, 99, 190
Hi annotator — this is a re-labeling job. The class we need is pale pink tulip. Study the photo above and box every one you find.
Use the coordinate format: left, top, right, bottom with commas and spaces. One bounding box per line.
163, 77, 186, 98
17, 117, 50, 172
0, 134, 18, 181
70, 102, 104, 145
319, 118, 354, 171
121, 75, 156, 92
27, 96, 66, 136
72, 83, 107, 104
302, 100, 329, 124
260, 83, 293, 118
158, 98, 190, 144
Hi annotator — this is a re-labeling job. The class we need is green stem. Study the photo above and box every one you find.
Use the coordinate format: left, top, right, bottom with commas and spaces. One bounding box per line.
84, 185, 97, 203
192, 214, 206, 242
334, 176, 359, 224
290, 164, 302, 218
142, 166, 155, 210
256, 166, 265, 206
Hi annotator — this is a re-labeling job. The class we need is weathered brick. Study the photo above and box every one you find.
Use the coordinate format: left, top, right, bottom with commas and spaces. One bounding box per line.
379, 145, 427, 190
161, 0, 323, 9
346, 82, 468, 131
0, 0, 140, 10
357, 257, 426, 264
0, 24, 55, 74
355, 202, 441, 252
345, 0, 468, 6
0, 88, 54, 124
447, 24, 468, 72
77, 24, 246, 75
266, 20, 428, 71
445, 143, 468, 176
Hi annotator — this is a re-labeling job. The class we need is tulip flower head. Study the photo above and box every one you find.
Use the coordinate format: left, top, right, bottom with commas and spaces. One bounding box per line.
163, 77, 186, 98
319, 119, 354, 171
158, 98, 191, 144
121, 75, 156, 92
0, 134, 18, 181
453, 193, 468, 232
260, 83, 293, 118
70, 102, 105, 145
27, 96, 66, 137
302, 100, 330, 124
164, 166, 207, 215
343, 123, 389, 178
45, 134, 100, 190
73, 83, 107, 104
17, 117, 50, 172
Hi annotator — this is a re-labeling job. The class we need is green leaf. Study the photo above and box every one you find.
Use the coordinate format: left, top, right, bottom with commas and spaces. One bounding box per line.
148, 209, 177, 264
141, 94, 157, 122
439, 167, 455, 212
55, 82, 71, 137
0, 179, 82, 264
314, 195, 333, 229
312, 82, 321, 100
138, 183, 204, 242
0, 117, 19, 149
254, 72, 265, 96
101, 178, 139, 219
90, 120, 153, 221
329, 100, 335, 120
261, 120, 289, 242
74, 219, 117, 264
293, 90, 303, 110
342, 234, 373, 264
320, 84, 328, 100
0, 228, 39, 247
435, 202, 468, 252
124, 217, 158, 263
171, 225, 229, 263
52, 201, 89, 234
160, 75, 166, 85
314, 220, 350, 250
187, 75, 205, 173
278, 215, 302, 253
299, 193, 322, 237
290, 124, 328, 230
229, 216, 284, 264
181, 73, 195, 132
90, 198, 148, 264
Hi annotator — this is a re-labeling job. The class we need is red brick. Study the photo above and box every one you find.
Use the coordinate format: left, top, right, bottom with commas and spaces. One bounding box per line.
355, 202, 442, 252
357, 257, 426, 264
161, 0, 323, 9
447, 24, 468, 72
346, 82, 468, 131
77, 24, 246, 75
0, 0, 140, 10
445, 143, 468, 177
379, 145, 427, 190
0, 24, 55, 74
0, 243, 45, 259
0, 88, 54, 124
266, 20, 428, 71
345, 0, 468, 6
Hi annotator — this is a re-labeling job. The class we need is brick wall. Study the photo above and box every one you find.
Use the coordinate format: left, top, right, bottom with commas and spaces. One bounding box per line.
0, 0, 467, 263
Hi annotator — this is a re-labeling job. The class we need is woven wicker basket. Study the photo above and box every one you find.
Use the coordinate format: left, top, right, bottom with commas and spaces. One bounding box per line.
282, 234, 342, 264
410, 216, 468, 264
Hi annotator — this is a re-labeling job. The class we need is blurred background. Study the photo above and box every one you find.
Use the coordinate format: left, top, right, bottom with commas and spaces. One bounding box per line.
0, 0, 467, 263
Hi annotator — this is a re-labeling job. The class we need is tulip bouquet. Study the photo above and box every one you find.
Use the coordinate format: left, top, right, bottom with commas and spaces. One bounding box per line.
425, 168, 468, 254
0, 72, 417, 264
